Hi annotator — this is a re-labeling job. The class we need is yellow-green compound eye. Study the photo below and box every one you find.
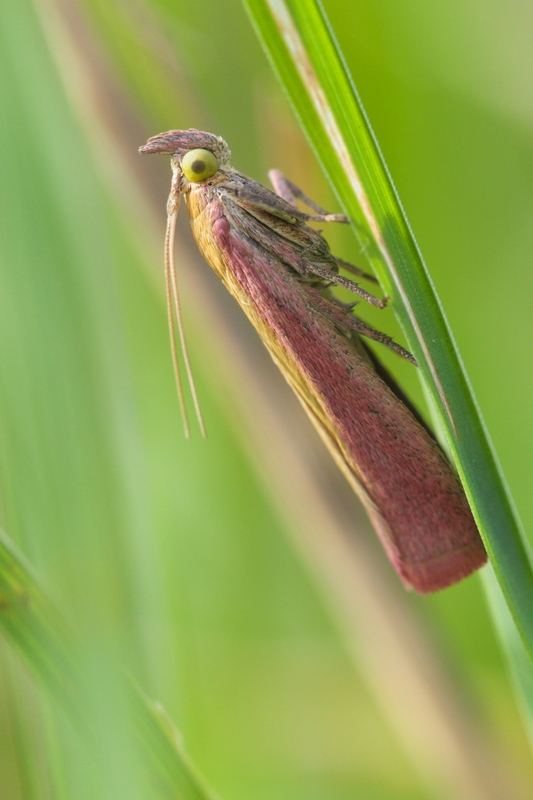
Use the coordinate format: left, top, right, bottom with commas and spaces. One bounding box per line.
181, 149, 219, 182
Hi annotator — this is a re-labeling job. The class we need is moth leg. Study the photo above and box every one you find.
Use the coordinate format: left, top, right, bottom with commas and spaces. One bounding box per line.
307, 262, 388, 309
223, 182, 345, 225
269, 169, 349, 223
335, 256, 378, 285
268, 172, 378, 284
347, 315, 417, 365
326, 294, 359, 312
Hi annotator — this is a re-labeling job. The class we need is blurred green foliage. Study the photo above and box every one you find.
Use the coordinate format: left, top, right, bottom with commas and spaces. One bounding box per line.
0, 1, 532, 799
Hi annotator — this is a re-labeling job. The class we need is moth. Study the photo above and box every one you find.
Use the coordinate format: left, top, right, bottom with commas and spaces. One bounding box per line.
139, 128, 486, 593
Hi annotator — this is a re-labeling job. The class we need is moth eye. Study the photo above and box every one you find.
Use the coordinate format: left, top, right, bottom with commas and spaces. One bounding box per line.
182, 149, 219, 182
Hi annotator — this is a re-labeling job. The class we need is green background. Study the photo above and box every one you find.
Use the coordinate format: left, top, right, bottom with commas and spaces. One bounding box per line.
0, 0, 532, 798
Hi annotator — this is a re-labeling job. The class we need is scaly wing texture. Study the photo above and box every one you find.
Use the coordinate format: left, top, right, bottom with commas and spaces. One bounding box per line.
185, 183, 486, 593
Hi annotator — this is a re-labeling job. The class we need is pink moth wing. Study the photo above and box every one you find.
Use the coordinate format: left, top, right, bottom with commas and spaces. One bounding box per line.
185, 183, 486, 593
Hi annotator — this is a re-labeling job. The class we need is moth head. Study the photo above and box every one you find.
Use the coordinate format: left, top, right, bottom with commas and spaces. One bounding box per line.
139, 129, 230, 183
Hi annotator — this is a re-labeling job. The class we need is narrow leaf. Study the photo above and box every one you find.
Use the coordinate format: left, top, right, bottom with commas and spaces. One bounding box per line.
242, 0, 533, 662
0, 528, 215, 800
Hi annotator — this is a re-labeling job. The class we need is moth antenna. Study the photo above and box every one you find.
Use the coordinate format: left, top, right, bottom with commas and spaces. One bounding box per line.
165, 199, 190, 438
165, 193, 207, 438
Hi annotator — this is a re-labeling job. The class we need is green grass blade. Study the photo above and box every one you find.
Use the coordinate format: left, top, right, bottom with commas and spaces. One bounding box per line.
242, 0, 533, 658
0, 528, 215, 800
0, 529, 80, 719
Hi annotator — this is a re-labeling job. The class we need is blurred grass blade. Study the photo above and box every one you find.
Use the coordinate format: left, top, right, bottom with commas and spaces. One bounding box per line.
0, 528, 81, 719
0, 527, 215, 800
483, 568, 533, 751
242, 0, 533, 659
